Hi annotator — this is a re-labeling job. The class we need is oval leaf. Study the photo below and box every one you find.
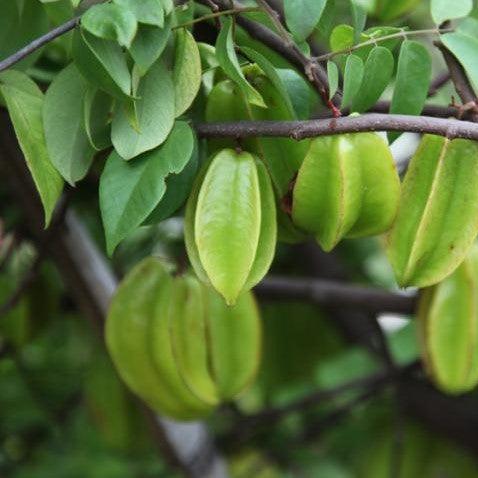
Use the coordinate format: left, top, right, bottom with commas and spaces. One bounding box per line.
112, 60, 175, 160
215, 17, 266, 108
351, 46, 394, 113
389, 40, 432, 141
284, 0, 327, 41
43, 63, 95, 185
129, 19, 171, 76
174, 28, 202, 117
0, 70, 63, 227
100, 122, 194, 254
341, 54, 364, 108
81, 3, 137, 48
73, 29, 131, 99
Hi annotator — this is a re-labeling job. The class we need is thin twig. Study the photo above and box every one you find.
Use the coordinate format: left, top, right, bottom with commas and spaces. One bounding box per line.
428, 72, 451, 97
256, 0, 293, 45
173, 6, 261, 30
317, 28, 453, 62
0, 17, 79, 73
435, 41, 478, 122
195, 113, 478, 141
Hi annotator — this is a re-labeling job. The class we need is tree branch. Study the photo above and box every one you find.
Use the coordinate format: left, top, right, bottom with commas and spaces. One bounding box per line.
0, 17, 79, 73
256, 276, 416, 315
435, 42, 478, 121
195, 113, 478, 141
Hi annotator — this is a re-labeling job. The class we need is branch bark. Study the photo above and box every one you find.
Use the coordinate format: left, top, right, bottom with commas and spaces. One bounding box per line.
195, 113, 478, 140
436, 42, 478, 122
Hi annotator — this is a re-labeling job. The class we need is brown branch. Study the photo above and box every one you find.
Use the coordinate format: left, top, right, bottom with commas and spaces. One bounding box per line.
428, 72, 451, 97
195, 113, 478, 141
256, 276, 416, 315
435, 42, 478, 122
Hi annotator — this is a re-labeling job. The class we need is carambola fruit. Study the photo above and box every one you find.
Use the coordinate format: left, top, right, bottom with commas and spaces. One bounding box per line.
418, 244, 478, 394
387, 135, 478, 288
106, 258, 261, 420
291, 133, 401, 251
185, 148, 277, 305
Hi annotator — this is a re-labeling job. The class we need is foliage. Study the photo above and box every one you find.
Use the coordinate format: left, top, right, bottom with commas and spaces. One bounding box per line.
2, 0, 478, 476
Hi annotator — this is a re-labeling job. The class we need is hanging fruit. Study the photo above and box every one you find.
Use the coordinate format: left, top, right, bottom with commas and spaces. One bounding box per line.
387, 135, 478, 288
185, 148, 277, 305
417, 244, 478, 394
291, 132, 401, 251
106, 258, 261, 420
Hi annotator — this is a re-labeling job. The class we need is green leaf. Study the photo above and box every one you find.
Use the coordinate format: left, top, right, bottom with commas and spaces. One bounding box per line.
283, 0, 327, 41
73, 29, 131, 98
81, 3, 137, 48
113, 0, 164, 26
144, 141, 198, 224
111, 60, 175, 160
173, 28, 202, 117
441, 18, 478, 90
240, 46, 296, 117
0, 71, 63, 226
215, 17, 266, 108
83, 87, 113, 151
327, 60, 339, 100
341, 54, 364, 108
194, 149, 261, 305
43, 64, 95, 185
387, 135, 478, 288
276, 68, 314, 119
389, 41, 431, 141
350, 0, 367, 44
100, 122, 194, 254
0, 0, 49, 71
129, 19, 171, 75
351, 46, 394, 113
330, 24, 363, 52
431, 0, 472, 25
